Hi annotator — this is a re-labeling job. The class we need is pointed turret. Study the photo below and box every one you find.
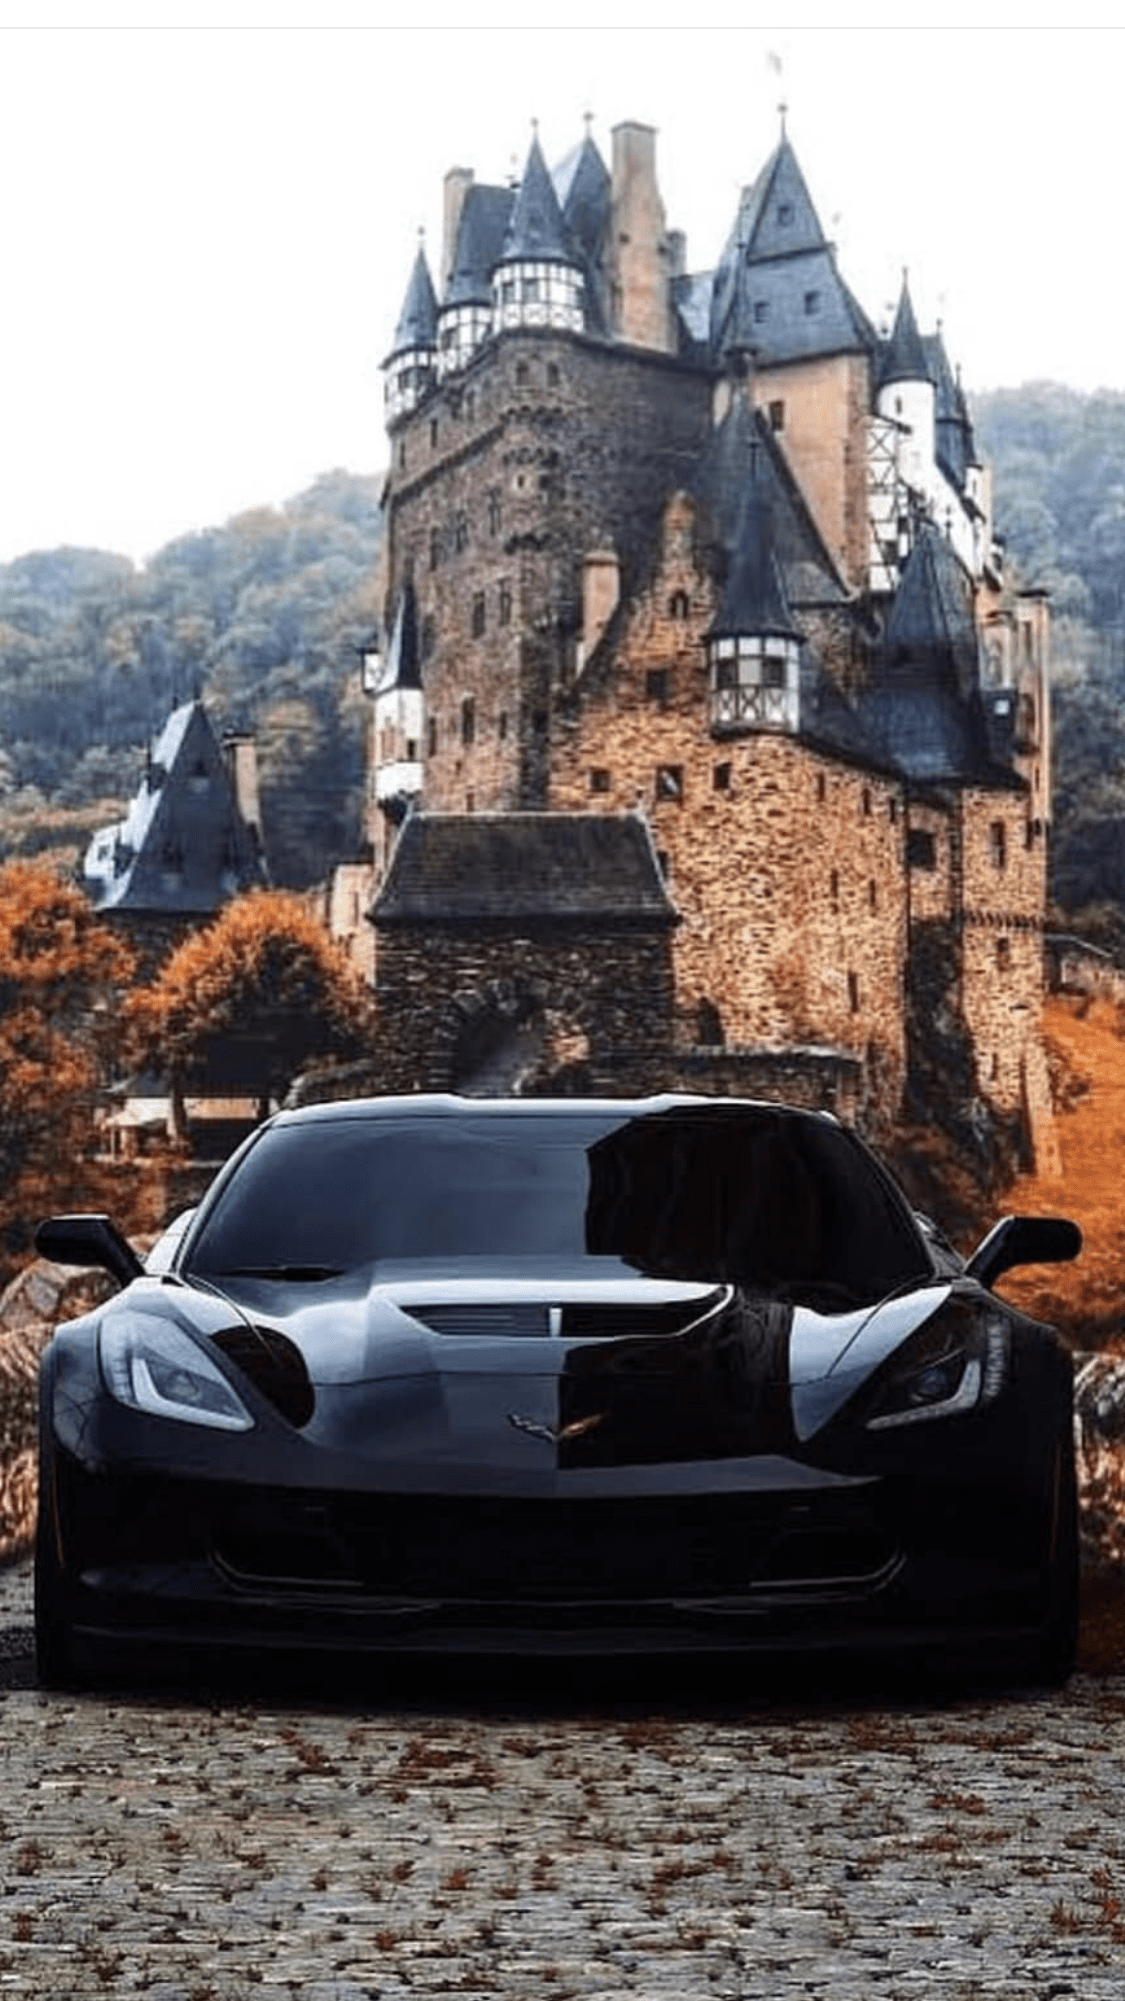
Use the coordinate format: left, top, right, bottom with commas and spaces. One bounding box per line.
706, 400, 803, 736
493, 131, 585, 334
384, 243, 438, 422
879, 275, 931, 392
437, 183, 513, 377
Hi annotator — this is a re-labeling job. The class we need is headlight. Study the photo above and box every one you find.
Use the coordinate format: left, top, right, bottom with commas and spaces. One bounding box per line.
100, 1316, 254, 1431
864, 1301, 1010, 1431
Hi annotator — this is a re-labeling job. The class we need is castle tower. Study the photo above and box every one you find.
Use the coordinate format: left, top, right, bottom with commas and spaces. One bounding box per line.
876, 275, 936, 512
384, 243, 438, 422
492, 132, 585, 335
707, 439, 803, 736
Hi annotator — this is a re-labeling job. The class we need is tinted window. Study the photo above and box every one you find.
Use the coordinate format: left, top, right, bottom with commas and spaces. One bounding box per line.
185, 1107, 928, 1307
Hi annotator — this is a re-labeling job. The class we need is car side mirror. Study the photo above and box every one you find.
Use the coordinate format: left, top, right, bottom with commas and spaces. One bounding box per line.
35, 1214, 145, 1291
965, 1214, 1082, 1291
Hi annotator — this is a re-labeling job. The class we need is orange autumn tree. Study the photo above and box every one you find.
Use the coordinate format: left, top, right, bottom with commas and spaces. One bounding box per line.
0, 860, 135, 1272
129, 890, 373, 1129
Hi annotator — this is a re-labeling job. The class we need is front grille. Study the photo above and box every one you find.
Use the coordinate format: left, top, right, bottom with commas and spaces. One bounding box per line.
408, 1304, 549, 1338
211, 1489, 898, 1600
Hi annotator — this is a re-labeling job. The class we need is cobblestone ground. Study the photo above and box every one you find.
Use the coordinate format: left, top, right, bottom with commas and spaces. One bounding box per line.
1, 1560, 1124, 1998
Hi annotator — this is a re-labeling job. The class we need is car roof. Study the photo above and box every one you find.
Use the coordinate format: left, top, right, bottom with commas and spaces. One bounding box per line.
269, 1093, 841, 1129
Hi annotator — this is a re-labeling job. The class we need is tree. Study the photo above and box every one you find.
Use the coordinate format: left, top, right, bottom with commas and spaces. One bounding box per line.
0, 861, 135, 1273
129, 890, 373, 1127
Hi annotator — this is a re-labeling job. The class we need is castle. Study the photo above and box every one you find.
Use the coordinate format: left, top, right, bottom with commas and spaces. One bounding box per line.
364, 118, 1053, 1159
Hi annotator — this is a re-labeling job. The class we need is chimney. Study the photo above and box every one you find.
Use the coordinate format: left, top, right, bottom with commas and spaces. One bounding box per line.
609, 122, 673, 353
225, 732, 262, 847
442, 167, 474, 291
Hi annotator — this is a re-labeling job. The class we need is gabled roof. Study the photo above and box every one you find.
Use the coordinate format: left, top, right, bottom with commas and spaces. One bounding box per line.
377, 580, 422, 695
499, 132, 577, 267
444, 184, 514, 307
387, 244, 438, 358
878, 276, 931, 391
696, 393, 850, 609
372, 813, 677, 927
83, 699, 267, 915
709, 137, 874, 366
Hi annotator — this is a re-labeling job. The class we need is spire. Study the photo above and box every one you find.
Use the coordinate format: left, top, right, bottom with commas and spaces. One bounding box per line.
499, 131, 576, 266
879, 272, 931, 390
709, 478, 802, 644
388, 241, 438, 358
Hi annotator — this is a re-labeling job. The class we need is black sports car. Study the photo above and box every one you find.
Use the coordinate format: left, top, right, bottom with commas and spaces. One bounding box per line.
34, 1094, 1081, 1685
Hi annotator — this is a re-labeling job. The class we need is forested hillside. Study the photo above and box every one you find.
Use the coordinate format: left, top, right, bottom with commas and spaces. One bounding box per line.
0, 470, 381, 889
974, 385, 1125, 953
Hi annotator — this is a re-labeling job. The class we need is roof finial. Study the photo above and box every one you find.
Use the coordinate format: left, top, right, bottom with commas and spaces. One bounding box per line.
417, 224, 425, 247
778, 101, 788, 139
583, 109, 593, 137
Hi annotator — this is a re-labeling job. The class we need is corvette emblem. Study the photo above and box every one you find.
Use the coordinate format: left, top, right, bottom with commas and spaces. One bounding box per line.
507, 1411, 605, 1444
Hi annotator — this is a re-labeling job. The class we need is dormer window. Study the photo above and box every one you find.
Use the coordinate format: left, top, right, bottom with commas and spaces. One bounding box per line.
778, 202, 794, 226
803, 290, 820, 314
753, 300, 769, 324
708, 632, 800, 735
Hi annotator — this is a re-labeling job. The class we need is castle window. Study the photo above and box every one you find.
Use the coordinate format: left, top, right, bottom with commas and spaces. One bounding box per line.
547, 361, 560, 386
990, 821, 1007, 870
761, 655, 786, 690
768, 400, 785, 432
669, 590, 690, 620
466, 791, 475, 812
656, 765, 683, 802
713, 762, 732, 792
498, 710, 508, 740
816, 772, 826, 802
428, 716, 438, 756
829, 869, 840, 913
501, 279, 515, 305
589, 767, 612, 794
804, 289, 820, 315
461, 698, 476, 747
996, 936, 1012, 971
645, 668, 670, 706
778, 202, 794, 226
847, 972, 860, 1013
488, 490, 501, 535
868, 880, 877, 913
516, 360, 529, 384
907, 827, 936, 870
430, 418, 439, 449
861, 787, 872, 817
498, 581, 512, 626
471, 591, 486, 637
888, 797, 898, 823
454, 513, 468, 552
429, 529, 441, 570
405, 738, 417, 762
753, 300, 769, 324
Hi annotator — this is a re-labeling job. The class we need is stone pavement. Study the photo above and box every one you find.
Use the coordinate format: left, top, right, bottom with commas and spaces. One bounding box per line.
1, 1557, 1124, 1999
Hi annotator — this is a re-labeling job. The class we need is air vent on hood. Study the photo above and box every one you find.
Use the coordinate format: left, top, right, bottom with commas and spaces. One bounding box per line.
407, 1293, 725, 1340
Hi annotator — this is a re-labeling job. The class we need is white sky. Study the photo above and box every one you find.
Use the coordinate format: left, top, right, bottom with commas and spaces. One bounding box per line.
1, 11, 1123, 566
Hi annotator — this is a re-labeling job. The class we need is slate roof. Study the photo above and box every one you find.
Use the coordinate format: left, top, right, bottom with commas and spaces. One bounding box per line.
708, 483, 803, 642
555, 133, 610, 266
878, 276, 931, 390
709, 138, 875, 367
83, 700, 267, 915
499, 133, 577, 268
378, 579, 421, 694
388, 245, 438, 358
927, 330, 976, 491
695, 394, 850, 609
372, 813, 678, 927
856, 522, 1005, 785
444, 184, 514, 306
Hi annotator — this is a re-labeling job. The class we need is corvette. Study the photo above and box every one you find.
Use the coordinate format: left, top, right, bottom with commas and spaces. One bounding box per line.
34, 1094, 1081, 1685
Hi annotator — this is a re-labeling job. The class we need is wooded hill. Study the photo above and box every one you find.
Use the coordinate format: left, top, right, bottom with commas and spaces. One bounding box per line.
3, 394, 1125, 933
0, 470, 381, 889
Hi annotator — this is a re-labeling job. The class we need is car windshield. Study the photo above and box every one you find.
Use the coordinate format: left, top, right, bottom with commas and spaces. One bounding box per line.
184, 1104, 929, 1309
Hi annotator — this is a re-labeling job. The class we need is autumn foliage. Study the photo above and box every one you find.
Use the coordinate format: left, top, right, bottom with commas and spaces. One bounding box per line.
128, 889, 373, 1121
0, 860, 135, 1272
